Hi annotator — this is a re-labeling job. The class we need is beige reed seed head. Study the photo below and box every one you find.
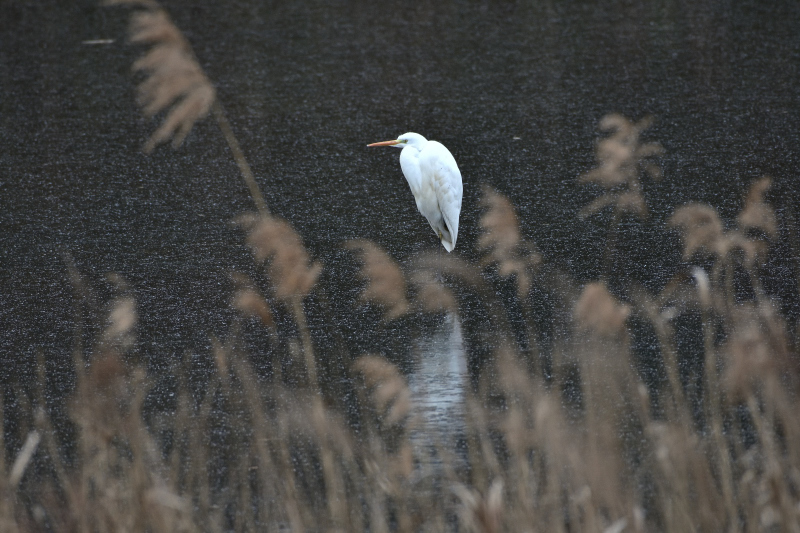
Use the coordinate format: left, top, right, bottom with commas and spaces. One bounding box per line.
669, 203, 726, 260
615, 189, 648, 217
409, 269, 458, 314
580, 113, 664, 189
580, 114, 662, 223
115, 2, 216, 152
236, 214, 321, 301
100, 277, 138, 351
345, 240, 410, 320
574, 282, 630, 338
230, 272, 274, 327
581, 114, 662, 188
582, 136, 637, 187
353, 355, 411, 426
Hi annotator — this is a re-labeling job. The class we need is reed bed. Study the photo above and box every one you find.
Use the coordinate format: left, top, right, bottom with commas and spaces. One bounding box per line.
3, 3, 800, 531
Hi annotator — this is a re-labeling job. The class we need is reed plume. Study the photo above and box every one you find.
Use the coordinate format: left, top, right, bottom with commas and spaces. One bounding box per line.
100, 294, 137, 351
668, 203, 726, 260
109, 0, 268, 212
671, 179, 776, 272
236, 213, 321, 302
353, 355, 411, 428
579, 113, 663, 280
478, 186, 541, 297
580, 113, 663, 219
230, 272, 274, 327
574, 282, 630, 338
235, 213, 321, 390
346, 240, 410, 320
408, 268, 457, 314
109, 1, 215, 152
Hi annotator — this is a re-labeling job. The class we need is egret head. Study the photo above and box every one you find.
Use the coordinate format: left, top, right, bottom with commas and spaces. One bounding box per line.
367, 132, 428, 149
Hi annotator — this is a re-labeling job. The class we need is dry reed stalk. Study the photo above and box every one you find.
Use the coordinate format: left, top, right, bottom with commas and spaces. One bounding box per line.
743, 391, 800, 532
463, 397, 502, 496
346, 240, 410, 320
494, 348, 544, 522
36, 285, 199, 532
572, 283, 641, 525
408, 268, 457, 314
69, 371, 195, 532
477, 187, 544, 372
647, 421, 725, 531
497, 348, 634, 532
309, 398, 353, 530
274, 401, 335, 530
276, 388, 356, 527
350, 357, 416, 531
8, 431, 40, 491
723, 304, 792, 403
580, 114, 662, 279
692, 266, 739, 527
237, 212, 321, 389
631, 286, 692, 420
222, 350, 286, 526
292, 297, 319, 390
662, 184, 795, 531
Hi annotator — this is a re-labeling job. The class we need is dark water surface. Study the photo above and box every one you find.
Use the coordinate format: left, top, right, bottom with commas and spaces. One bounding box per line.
2, 1, 799, 397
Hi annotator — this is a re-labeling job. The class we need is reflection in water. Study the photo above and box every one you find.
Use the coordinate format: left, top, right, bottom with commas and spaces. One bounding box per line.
407, 313, 467, 444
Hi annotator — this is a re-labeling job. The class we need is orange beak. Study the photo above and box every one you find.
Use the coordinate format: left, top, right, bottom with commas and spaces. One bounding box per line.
367, 139, 401, 147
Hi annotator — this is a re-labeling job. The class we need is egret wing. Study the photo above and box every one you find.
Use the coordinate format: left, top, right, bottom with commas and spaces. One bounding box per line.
423, 141, 463, 251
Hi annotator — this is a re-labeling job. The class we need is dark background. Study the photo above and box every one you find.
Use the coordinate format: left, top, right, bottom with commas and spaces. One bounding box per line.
2, 0, 799, 390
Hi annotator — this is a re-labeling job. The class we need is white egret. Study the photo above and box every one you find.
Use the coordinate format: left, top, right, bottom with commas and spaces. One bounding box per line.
368, 132, 463, 252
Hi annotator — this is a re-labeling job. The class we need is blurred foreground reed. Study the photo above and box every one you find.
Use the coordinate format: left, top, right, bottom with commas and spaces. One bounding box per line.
3, 4, 800, 531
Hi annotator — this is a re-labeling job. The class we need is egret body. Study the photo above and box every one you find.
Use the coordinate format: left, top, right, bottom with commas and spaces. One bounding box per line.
368, 132, 463, 252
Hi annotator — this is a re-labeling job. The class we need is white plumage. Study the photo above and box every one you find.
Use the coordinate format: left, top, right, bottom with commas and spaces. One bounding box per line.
368, 132, 463, 252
